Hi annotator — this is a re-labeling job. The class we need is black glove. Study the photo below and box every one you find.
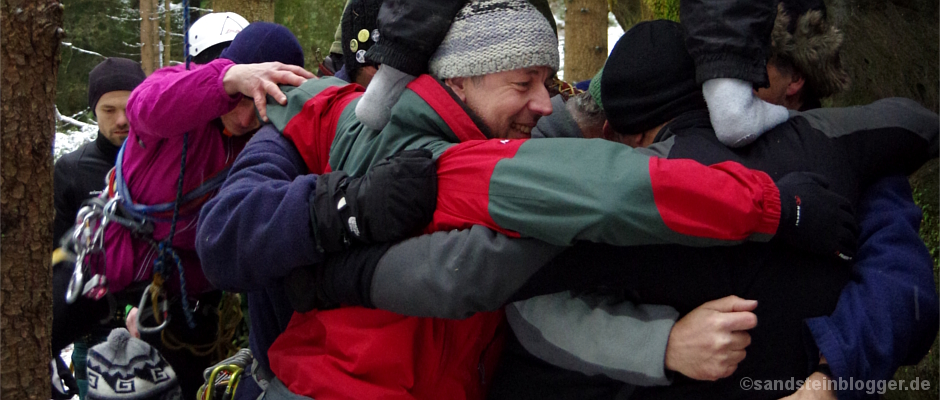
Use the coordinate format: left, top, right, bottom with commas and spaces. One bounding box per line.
310, 149, 437, 253
775, 172, 858, 261
285, 243, 392, 312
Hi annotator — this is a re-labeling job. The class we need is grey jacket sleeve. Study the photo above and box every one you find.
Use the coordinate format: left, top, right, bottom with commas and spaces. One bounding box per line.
370, 225, 566, 319
796, 97, 938, 149
507, 292, 678, 386
796, 97, 939, 179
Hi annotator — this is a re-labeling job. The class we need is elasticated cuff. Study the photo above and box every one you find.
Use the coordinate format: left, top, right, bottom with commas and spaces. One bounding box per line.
693, 53, 769, 88
756, 170, 782, 239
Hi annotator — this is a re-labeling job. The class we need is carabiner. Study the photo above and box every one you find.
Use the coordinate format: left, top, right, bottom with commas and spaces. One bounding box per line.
136, 283, 170, 334
65, 253, 85, 304
204, 364, 244, 400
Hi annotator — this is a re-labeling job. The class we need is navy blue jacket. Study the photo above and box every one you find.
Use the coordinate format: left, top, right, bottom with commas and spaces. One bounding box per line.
196, 124, 324, 399
806, 176, 938, 400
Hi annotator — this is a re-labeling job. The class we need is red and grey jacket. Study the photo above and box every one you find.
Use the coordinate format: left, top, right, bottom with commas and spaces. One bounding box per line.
264, 74, 789, 399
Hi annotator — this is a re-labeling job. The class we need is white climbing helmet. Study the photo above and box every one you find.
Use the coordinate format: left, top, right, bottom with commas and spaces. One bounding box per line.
188, 12, 250, 58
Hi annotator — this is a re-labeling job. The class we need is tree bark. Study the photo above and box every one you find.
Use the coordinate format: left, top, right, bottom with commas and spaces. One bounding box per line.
564, 0, 608, 82
140, 0, 160, 74
608, 0, 646, 30
0, 0, 62, 398
211, 0, 275, 22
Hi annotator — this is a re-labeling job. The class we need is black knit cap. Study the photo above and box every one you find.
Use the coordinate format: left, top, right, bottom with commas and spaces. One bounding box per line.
341, 0, 382, 79
599, 20, 706, 135
220, 22, 305, 68
88, 58, 146, 116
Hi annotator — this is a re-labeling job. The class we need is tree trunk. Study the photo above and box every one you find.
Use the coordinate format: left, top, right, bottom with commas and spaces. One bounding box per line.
211, 0, 275, 22
274, 0, 346, 71
0, 0, 62, 398
140, 0, 160, 74
608, 0, 646, 29
609, 0, 679, 30
564, 0, 608, 82
163, 0, 172, 67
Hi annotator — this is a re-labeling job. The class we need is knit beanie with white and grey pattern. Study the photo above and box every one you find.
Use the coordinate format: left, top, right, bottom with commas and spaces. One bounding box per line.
86, 328, 181, 400
429, 0, 559, 80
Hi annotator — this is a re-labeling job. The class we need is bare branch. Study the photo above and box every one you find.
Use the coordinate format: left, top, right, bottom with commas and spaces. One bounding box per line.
107, 14, 142, 22
56, 107, 96, 129
61, 42, 105, 58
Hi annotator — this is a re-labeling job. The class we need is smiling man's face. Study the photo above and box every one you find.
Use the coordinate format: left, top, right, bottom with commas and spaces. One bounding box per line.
447, 66, 554, 139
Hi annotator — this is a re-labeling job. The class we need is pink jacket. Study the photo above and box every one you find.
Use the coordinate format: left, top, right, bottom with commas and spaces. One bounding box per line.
99, 58, 247, 297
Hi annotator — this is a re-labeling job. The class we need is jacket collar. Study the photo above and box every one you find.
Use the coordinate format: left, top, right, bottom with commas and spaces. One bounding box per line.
94, 131, 121, 163
654, 109, 711, 143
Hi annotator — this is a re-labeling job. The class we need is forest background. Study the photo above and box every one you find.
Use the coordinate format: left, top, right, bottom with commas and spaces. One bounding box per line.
2, 0, 937, 398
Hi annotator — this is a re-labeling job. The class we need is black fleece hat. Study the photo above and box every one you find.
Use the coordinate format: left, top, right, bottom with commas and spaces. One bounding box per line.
599, 20, 706, 135
220, 22, 305, 68
88, 58, 146, 116
341, 0, 382, 79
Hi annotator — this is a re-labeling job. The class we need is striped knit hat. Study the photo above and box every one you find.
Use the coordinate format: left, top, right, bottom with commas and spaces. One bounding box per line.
429, 0, 559, 79
86, 329, 181, 400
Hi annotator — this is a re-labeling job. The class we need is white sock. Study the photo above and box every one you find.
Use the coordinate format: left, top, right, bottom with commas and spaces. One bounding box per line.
355, 65, 415, 131
702, 78, 790, 147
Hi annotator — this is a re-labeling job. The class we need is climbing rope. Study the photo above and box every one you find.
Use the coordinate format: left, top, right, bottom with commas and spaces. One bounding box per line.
160, 292, 244, 359
149, 0, 196, 330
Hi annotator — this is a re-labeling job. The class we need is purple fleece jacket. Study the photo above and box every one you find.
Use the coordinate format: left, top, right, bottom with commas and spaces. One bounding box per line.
100, 58, 247, 297
196, 124, 324, 399
806, 176, 939, 400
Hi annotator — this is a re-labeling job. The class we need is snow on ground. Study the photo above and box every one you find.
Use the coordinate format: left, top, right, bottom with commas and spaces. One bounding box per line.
56, 344, 80, 400
55, 126, 98, 161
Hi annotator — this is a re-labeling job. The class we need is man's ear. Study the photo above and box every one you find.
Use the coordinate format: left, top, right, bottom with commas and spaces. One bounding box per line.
786, 72, 805, 97
444, 77, 468, 102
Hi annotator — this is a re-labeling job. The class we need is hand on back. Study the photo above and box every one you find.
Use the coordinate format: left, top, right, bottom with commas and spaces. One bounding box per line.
665, 295, 758, 381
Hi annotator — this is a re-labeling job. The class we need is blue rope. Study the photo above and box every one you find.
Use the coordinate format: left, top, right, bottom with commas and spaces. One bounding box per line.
113, 142, 231, 222
153, 132, 196, 329
151, 2, 196, 329
183, 0, 191, 70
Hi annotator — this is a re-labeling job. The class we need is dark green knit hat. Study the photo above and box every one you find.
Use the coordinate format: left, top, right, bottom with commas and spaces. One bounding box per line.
588, 66, 604, 111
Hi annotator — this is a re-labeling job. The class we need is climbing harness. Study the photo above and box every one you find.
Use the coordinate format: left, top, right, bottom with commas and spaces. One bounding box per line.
64, 0, 226, 333
64, 195, 152, 304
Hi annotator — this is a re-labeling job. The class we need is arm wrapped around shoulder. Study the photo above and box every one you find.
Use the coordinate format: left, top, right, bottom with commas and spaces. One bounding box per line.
309, 149, 438, 253
775, 172, 858, 260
